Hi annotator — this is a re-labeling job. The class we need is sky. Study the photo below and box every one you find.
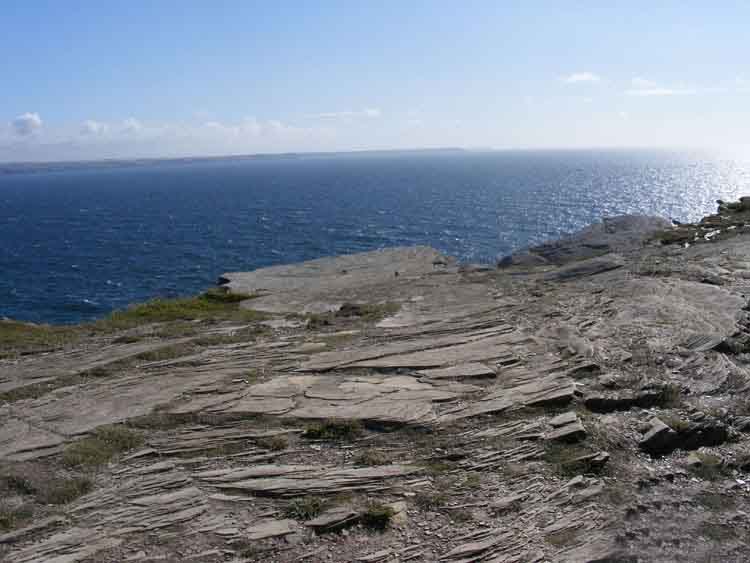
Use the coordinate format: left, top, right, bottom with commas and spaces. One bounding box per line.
2, 1, 749, 162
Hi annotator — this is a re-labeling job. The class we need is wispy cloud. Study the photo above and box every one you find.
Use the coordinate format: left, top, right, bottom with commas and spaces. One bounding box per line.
11, 112, 43, 136
80, 120, 108, 136
307, 108, 381, 119
562, 72, 601, 84
625, 87, 697, 97
121, 117, 144, 134
630, 77, 657, 89
625, 76, 696, 96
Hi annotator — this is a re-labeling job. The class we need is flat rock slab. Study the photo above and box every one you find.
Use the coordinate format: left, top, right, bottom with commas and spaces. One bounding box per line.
220, 246, 451, 314
9, 527, 123, 563
545, 254, 626, 282
172, 372, 473, 425
306, 507, 359, 532
207, 464, 420, 497
417, 363, 496, 380
246, 519, 296, 540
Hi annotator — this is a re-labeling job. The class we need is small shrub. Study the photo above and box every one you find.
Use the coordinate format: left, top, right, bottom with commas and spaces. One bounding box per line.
36, 476, 93, 505
543, 442, 594, 476
360, 503, 395, 531
353, 449, 391, 466
660, 384, 682, 407
284, 497, 326, 520
3, 474, 35, 495
450, 508, 474, 522
306, 313, 333, 330
661, 414, 690, 432
256, 435, 288, 451
462, 473, 481, 489
62, 425, 143, 467
336, 302, 401, 322
690, 453, 725, 481
0, 502, 34, 530
303, 420, 363, 441
414, 490, 447, 511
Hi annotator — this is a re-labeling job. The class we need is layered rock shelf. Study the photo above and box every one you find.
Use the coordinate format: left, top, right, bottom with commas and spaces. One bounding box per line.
4, 201, 750, 562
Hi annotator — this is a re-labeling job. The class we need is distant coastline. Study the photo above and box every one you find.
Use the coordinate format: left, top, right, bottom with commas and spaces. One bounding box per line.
0, 147, 467, 176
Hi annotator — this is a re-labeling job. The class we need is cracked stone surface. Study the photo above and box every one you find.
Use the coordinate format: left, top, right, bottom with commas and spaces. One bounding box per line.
6, 207, 750, 562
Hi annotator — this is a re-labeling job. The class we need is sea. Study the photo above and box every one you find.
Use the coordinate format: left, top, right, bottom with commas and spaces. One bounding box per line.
1, 149, 749, 324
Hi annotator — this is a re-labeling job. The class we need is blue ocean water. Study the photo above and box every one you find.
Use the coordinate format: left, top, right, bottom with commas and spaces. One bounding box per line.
1, 149, 749, 324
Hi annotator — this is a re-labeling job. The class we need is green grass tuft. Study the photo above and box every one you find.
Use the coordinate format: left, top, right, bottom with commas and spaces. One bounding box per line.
284, 496, 326, 520
62, 425, 144, 468
303, 419, 363, 441
0, 502, 34, 531
36, 476, 94, 505
94, 289, 264, 330
255, 435, 289, 451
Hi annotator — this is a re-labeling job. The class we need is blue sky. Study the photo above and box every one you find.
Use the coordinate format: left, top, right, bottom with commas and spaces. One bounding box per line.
2, 1, 749, 161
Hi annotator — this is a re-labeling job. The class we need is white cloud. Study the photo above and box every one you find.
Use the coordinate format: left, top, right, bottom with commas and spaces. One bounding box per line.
625, 87, 696, 97
562, 72, 601, 84
307, 107, 381, 119
121, 117, 144, 133
618, 111, 628, 120
630, 77, 658, 89
80, 120, 108, 135
582, 97, 594, 104
11, 112, 43, 136
625, 77, 697, 96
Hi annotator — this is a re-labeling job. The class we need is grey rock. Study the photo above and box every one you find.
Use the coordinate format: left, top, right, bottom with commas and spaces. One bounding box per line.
639, 417, 678, 456
547, 420, 587, 443
549, 411, 579, 427
499, 214, 670, 268
584, 389, 665, 413
306, 507, 359, 533
545, 254, 626, 282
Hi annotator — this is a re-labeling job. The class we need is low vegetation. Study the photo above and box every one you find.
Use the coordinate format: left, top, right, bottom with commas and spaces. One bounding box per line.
661, 414, 690, 432
690, 452, 726, 481
413, 489, 448, 511
284, 496, 326, 520
37, 476, 94, 505
0, 501, 34, 531
0, 319, 81, 358
97, 288, 265, 329
255, 435, 289, 451
62, 425, 144, 467
2, 466, 93, 505
353, 449, 392, 466
303, 419, 363, 441
1, 288, 265, 359
543, 442, 596, 476
359, 503, 395, 531
304, 301, 401, 330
